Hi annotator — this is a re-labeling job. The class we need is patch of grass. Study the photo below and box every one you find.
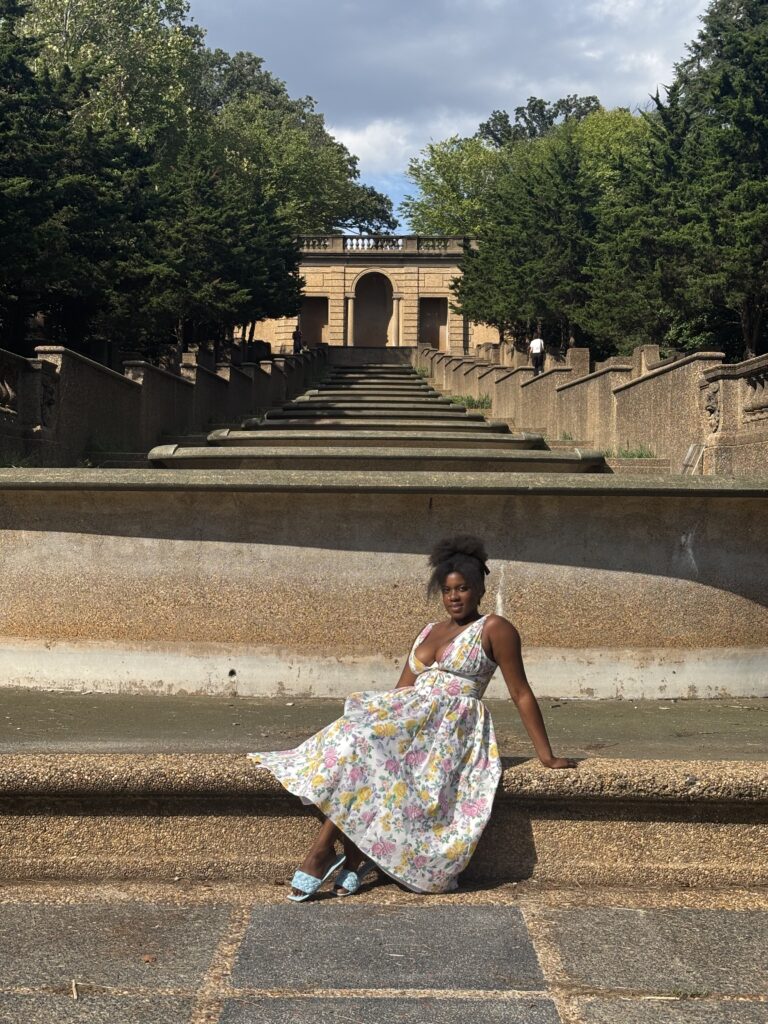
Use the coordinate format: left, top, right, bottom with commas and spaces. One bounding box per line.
602, 444, 656, 459
560, 431, 574, 441
415, 367, 430, 378
616, 443, 656, 459
448, 393, 492, 409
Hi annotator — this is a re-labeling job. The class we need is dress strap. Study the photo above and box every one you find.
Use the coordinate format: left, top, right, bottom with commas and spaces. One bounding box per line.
412, 622, 435, 650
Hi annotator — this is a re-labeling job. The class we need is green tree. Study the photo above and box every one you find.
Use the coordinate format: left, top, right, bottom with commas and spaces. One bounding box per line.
454, 124, 596, 346
209, 49, 395, 234
576, 107, 674, 354
0, 1, 147, 349
666, 0, 768, 358
137, 132, 301, 353
0, 0, 56, 342
400, 135, 501, 235
21, 0, 205, 152
477, 94, 600, 147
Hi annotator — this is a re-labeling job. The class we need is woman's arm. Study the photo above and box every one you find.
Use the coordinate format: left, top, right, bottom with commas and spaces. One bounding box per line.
395, 660, 417, 689
486, 617, 576, 769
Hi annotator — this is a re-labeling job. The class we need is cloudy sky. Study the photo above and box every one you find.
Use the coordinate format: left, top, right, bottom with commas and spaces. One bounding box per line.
188, 0, 709, 219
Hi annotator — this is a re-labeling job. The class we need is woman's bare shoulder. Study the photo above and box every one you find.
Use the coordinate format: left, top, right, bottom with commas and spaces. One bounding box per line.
484, 614, 521, 642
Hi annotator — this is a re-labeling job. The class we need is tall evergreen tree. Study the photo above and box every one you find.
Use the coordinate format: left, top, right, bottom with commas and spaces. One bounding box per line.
667, 0, 768, 358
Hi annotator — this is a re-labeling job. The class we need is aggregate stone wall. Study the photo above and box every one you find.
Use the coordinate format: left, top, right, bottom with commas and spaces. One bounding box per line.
418, 344, 768, 477
613, 353, 725, 470
1, 474, 766, 699
0, 346, 326, 466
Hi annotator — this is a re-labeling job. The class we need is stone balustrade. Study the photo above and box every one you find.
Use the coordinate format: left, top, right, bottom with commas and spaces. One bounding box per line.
298, 235, 466, 255
414, 342, 768, 476
0, 344, 327, 466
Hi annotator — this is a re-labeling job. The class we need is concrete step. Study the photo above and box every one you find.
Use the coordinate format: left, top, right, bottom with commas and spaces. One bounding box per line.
1, 753, 763, 887
283, 404, 465, 416
208, 429, 540, 449
312, 389, 435, 397
240, 418, 512, 432
320, 378, 423, 387
147, 445, 607, 473
263, 408, 486, 421
288, 399, 456, 410
298, 391, 446, 402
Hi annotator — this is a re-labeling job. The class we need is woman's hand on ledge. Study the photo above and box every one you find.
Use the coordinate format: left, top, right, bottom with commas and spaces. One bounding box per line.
540, 755, 579, 770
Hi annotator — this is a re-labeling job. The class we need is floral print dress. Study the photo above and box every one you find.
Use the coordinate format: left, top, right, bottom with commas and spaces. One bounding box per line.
247, 615, 502, 894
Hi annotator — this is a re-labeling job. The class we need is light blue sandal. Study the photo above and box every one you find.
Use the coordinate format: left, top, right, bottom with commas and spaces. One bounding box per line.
287, 853, 346, 903
333, 858, 377, 896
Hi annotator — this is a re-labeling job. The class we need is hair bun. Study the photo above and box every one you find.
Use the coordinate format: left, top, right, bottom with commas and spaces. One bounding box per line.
429, 534, 488, 569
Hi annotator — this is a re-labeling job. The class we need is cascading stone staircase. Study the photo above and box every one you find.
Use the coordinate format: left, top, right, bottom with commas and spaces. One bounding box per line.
148, 362, 608, 473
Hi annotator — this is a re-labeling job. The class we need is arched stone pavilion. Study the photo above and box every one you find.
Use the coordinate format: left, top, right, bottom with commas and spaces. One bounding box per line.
256, 235, 498, 352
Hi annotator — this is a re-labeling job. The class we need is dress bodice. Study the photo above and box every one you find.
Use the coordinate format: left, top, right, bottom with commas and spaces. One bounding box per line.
408, 615, 497, 699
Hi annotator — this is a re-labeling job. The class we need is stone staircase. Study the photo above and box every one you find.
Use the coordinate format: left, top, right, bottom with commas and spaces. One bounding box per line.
148, 362, 608, 474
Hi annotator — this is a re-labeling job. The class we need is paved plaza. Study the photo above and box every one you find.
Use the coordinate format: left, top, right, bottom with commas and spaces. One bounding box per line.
0, 880, 765, 1023
1, 689, 765, 760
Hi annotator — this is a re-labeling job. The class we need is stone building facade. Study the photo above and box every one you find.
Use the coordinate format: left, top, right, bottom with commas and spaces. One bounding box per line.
257, 235, 497, 352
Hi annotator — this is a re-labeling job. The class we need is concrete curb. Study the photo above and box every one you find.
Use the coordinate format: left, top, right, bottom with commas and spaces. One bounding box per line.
2, 468, 768, 495
2, 755, 765, 886
1, 754, 766, 804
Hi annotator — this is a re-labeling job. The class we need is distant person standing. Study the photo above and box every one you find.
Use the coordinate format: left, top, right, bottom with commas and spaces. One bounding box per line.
292, 326, 303, 354
528, 336, 545, 376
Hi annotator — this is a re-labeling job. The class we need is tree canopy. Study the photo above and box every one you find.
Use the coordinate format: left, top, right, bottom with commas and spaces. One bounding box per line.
0, 0, 395, 357
407, 0, 768, 361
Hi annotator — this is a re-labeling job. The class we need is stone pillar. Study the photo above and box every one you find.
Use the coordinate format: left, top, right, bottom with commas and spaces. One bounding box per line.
345, 294, 355, 347
392, 295, 402, 347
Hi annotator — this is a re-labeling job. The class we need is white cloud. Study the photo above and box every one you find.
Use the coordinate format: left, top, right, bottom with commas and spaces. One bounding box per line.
331, 111, 481, 180
190, 0, 710, 191
330, 119, 418, 177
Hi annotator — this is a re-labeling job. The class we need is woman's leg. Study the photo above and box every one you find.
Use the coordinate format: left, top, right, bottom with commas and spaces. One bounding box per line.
292, 817, 365, 895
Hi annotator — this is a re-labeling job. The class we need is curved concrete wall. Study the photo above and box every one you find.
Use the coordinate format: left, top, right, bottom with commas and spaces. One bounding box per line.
1, 471, 766, 699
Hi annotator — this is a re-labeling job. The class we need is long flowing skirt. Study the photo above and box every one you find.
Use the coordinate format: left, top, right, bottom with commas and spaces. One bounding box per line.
249, 675, 502, 894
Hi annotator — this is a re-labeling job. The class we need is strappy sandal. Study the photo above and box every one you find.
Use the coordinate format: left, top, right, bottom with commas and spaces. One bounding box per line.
333, 858, 377, 896
287, 853, 346, 903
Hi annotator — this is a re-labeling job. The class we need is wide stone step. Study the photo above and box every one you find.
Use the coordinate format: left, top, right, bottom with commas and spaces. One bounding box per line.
305, 387, 438, 395
286, 400, 461, 412
263, 407, 484, 421
320, 375, 423, 384
1, 754, 763, 887
241, 417, 510, 432
312, 393, 437, 402
209, 429, 535, 448
148, 445, 606, 472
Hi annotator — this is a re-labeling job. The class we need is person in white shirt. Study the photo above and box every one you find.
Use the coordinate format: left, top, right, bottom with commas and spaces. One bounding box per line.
528, 336, 545, 376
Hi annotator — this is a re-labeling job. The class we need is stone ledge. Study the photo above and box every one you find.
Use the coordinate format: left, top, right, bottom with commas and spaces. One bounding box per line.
1, 754, 765, 806
1, 468, 767, 497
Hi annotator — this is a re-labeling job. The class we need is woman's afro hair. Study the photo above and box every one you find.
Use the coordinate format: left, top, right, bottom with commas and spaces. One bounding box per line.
427, 534, 490, 597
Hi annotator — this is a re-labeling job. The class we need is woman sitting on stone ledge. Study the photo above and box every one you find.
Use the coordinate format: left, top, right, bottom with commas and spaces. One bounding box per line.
247, 534, 576, 900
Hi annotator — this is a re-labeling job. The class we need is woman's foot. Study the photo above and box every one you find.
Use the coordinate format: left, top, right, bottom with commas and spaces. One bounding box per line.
334, 859, 377, 896
291, 848, 344, 898
334, 837, 369, 894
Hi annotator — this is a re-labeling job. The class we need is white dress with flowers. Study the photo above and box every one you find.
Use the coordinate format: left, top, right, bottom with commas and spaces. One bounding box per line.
247, 615, 502, 894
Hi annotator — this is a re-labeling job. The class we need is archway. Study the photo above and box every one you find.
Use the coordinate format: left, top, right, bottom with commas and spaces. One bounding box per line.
354, 272, 393, 346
